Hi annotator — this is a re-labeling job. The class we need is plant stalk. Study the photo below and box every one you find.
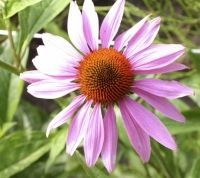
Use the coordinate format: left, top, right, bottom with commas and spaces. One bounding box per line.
0, 59, 20, 75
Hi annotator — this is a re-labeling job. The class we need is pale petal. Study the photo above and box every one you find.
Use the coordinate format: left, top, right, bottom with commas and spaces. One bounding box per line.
114, 15, 149, 51
42, 33, 82, 64
100, 0, 125, 48
46, 95, 86, 137
33, 48, 78, 77
131, 44, 185, 70
134, 63, 188, 74
82, 0, 99, 51
68, 1, 90, 54
101, 105, 118, 172
20, 70, 51, 83
134, 78, 193, 99
134, 88, 185, 122
20, 70, 76, 83
84, 104, 104, 167
66, 100, 92, 155
36, 44, 78, 65
122, 96, 177, 150
27, 80, 79, 99
119, 101, 151, 162
124, 17, 161, 59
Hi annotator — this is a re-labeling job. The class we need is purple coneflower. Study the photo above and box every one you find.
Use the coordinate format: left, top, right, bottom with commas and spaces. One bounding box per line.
20, 0, 193, 172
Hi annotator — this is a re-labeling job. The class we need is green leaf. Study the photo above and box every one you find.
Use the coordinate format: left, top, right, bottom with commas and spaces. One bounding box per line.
181, 73, 200, 107
44, 22, 69, 40
0, 17, 6, 29
0, 122, 16, 138
0, 131, 51, 178
189, 50, 200, 73
75, 151, 110, 178
187, 157, 200, 178
45, 128, 66, 171
18, 0, 70, 54
15, 100, 48, 130
2, 0, 42, 18
0, 40, 28, 124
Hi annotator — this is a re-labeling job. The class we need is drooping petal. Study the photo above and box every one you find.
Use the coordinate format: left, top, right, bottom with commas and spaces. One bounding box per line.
27, 80, 79, 99
124, 17, 161, 59
122, 96, 177, 150
134, 88, 185, 122
119, 101, 151, 162
20, 70, 51, 83
101, 105, 118, 172
33, 47, 78, 77
114, 15, 149, 51
130, 44, 185, 70
82, 0, 99, 51
133, 78, 193, 99
100, 0, 125, 48
46, 95, 86, 137
68, 1, 90, 54
84, 104, 104, 167
20, 70, 77, 83
134, 63, 188, 75
67, 100, 92, 155
42, 33, 82, 64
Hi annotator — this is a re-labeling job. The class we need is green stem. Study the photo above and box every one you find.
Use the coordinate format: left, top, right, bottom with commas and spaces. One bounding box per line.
151, 149, 171, 178
0, 59, 20, 75
153, 143, 174, 178
173, 154, 181, 178
5, 20, 21, 68
144, 164, 152, 178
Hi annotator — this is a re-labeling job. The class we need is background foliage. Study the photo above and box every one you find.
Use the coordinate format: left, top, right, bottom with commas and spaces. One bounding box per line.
0, 0, 200, 177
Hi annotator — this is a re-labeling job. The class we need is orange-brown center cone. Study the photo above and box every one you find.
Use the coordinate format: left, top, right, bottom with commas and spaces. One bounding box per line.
77, 48, 133, 104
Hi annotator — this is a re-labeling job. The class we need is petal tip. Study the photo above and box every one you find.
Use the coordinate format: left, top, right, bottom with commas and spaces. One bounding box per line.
66, 147, 74, 156
141, 152, 151, 163
46, 130, 50, 138
105, 165, 115, 173
168, 138, 177, 151
19, 73, 24, 80
46, 125, 52, 138
179, 117, 186, 123
85, 160, 95, 168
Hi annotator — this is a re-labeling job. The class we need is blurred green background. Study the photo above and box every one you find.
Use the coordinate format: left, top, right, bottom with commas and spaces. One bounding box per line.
0, 0, 200, 177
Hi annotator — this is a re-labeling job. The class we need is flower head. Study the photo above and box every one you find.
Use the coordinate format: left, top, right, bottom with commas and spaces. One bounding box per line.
20, 0, 193, 172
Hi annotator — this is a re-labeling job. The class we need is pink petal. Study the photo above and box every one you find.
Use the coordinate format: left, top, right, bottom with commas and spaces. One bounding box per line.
124, 17, 161, 59
114, 15, 149, 51
100, 0, 125, 48
119, 101, 151, 162
133, 78, 193, 99
84, 104, 104, 167
131, 44, 185, 70
33, 46, 78, 77
66, 100, 93, 155
46, 95, 86, 137
134, 88, 185, 122
122, 96, 177, 150
20, 70, 51, 83
68, 1, 90, 54
42, 33, 82, 64
27, 80, 79, 99
134, 63, 188, 75
20, 70, 76, 83
101, 105, 118, 172
82, 0, 99, 51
